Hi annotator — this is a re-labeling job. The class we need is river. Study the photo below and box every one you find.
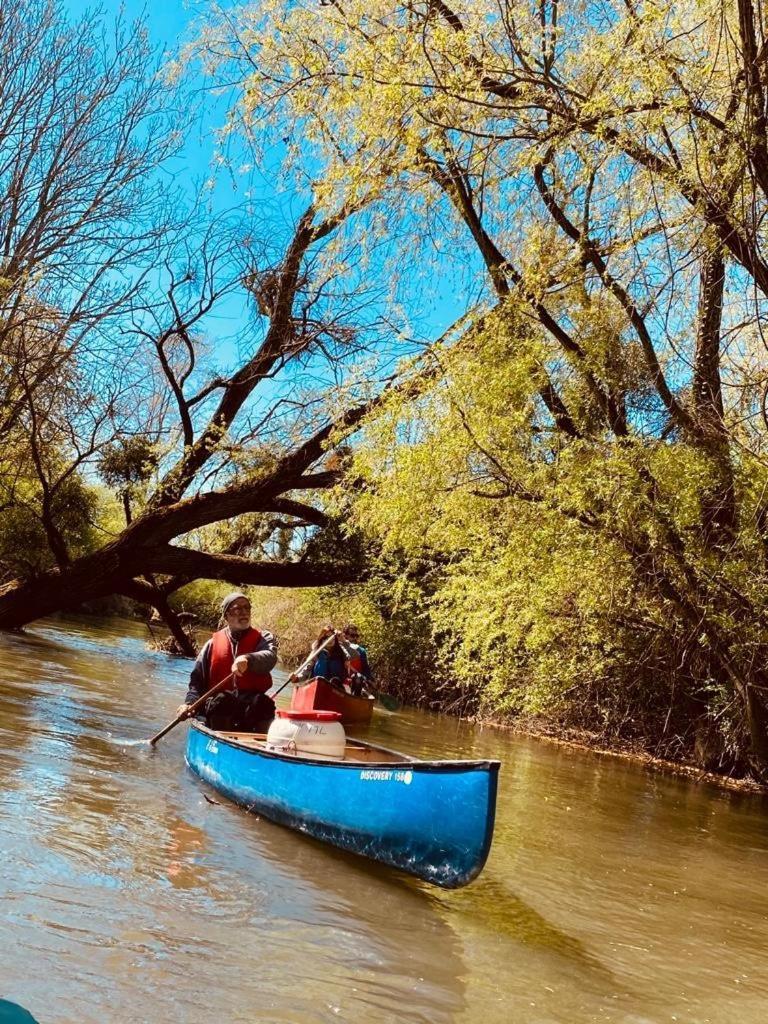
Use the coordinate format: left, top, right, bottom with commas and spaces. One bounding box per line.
0, 616, 766, 1023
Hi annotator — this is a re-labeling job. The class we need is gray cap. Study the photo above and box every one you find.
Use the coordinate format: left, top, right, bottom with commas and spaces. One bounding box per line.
221, 591, 250, 616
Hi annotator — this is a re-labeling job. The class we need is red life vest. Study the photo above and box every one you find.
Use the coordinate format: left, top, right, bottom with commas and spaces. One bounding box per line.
209, 627, 272, 693
347, 647, 364, 675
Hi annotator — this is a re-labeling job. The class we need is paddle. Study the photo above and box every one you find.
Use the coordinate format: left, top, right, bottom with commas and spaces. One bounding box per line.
149, 670, 237, 746
371, 687, 400, 712
362, 680, 400, 711
150, 633, 338, 747
269, 631, 338, 700
335, 633, 400, 711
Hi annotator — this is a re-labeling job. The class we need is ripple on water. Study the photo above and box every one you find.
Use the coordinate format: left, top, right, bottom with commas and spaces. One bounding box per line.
1, 618, 768, 1023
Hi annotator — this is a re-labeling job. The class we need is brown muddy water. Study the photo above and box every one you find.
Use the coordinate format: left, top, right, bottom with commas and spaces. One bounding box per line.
0, 617, 767, 1023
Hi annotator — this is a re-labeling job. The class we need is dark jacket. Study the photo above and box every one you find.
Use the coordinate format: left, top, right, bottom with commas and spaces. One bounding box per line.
311, 647, 347, 681
185, 627, 278, 704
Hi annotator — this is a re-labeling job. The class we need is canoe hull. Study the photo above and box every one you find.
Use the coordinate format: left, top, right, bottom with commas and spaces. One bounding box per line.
290, 678, 375, 725
185, 723, 499, 888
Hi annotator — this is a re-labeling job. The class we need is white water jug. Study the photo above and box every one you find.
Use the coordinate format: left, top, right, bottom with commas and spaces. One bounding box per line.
266, 709, 346, 758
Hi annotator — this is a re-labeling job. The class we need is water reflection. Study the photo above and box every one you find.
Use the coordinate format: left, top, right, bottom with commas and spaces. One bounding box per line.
0, 618, 467, 1024
164, 817, 208, 891
1, 617, 768, 1023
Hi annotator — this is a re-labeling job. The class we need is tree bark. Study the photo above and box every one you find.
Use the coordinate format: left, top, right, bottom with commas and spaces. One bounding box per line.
692, 247, 736, 544
119, 579, 198, 657
122, 491, 132, 526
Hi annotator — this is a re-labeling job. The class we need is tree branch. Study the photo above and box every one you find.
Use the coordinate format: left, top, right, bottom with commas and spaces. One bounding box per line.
140, 546, 359, 587
533, 159, 691, 435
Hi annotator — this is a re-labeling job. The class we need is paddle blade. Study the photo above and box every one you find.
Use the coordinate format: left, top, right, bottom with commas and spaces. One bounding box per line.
376, 692, 400, 711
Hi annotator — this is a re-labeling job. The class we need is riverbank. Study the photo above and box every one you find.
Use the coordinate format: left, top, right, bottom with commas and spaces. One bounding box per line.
8, 613, 768, 1024
85, 599, 766, 797
236, 585, 768, 793
470, 715, 768, 795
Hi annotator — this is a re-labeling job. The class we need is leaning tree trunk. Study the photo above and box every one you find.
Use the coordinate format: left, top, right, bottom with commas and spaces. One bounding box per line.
0, 545, 128, 627
0, 528, 357, 633
0, 541, 184, 629
120, 579, 198, 658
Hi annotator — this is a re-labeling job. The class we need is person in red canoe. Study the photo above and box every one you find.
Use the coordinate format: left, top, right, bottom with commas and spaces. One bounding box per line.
298, 625, 348, 689
176, 592, 279, 731
341, 623, 373, 696
298, 624, 372, 696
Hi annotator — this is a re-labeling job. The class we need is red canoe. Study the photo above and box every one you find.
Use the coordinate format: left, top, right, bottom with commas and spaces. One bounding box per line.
290, 677, 375, 726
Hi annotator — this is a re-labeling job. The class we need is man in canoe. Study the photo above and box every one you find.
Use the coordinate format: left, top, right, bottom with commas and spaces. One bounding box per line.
176, 592, 279, 731
298, 623, 372, 696
341, 623, 373, 696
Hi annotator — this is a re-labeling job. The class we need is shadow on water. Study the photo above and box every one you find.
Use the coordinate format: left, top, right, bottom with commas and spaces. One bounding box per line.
174, 739, 627, 1017
443, 871, 615, 982
169, 769, 470, 1021
200, 748, 607, 975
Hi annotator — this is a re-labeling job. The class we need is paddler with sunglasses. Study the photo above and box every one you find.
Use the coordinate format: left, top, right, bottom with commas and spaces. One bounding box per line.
297, 622, 372, 696
176, 592, 279, 732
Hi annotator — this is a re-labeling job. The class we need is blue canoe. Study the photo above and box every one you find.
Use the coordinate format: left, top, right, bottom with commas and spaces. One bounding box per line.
186, 722, 500, 888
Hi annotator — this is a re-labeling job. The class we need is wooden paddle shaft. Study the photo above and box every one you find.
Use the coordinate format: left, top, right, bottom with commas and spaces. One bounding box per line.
149, 671, 236, 746
269, 631, 338, 700
150, 631, 340, 745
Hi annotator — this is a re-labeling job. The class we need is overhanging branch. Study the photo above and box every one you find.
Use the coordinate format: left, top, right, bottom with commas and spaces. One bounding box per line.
141, 546, 359, 587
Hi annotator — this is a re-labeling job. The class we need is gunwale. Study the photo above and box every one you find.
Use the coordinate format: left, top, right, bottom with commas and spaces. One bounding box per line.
189, 721, 501, 773
290, 678, 376, 725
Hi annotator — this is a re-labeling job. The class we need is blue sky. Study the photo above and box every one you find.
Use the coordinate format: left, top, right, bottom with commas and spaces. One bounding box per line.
65, 1, 195, 49
59, 0, 471, 371
61, 2, 289, 366
63, 2, 237, 211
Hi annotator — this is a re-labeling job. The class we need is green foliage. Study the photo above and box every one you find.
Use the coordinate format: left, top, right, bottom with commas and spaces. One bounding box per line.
96, 437, 159, 524
0, 472, 99, 578
342, 302, 768, 767
97, 437, 159, 489
244, 580, 436, 696
169, 580, 233, 629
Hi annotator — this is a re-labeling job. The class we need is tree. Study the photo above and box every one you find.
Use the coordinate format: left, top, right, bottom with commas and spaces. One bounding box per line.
97, 438, 160, 527
8, 0, 768, 775
187, 0, 768, 772
0, 198, 393, 622
0, 0, 183, 445
0, 3, 414, 641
